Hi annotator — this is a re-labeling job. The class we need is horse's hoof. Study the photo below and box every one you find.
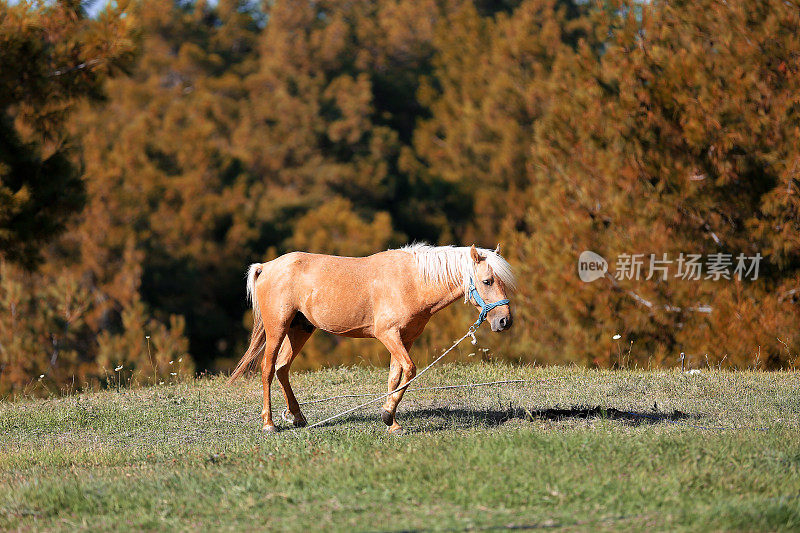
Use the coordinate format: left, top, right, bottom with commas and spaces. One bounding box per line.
293, 415, 307, 428
381, 408, 394, 426
388, 426, 404, 436
262, 424, 277, 434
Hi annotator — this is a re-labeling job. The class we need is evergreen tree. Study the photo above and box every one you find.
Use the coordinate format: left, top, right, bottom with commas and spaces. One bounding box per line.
0, 0, 135, 267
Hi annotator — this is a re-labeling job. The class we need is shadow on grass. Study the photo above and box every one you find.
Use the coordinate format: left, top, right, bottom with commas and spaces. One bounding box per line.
310, 404, 694, 432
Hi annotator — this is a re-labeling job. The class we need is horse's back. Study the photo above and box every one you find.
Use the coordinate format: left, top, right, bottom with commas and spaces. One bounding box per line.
268, 249, 411, 278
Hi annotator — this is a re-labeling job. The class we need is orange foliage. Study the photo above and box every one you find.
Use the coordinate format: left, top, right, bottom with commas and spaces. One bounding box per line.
2, 0, 800, 394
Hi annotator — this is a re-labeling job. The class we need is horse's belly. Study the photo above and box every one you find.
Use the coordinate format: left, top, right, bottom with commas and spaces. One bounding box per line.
300, 290, 374, 338
327, 326, 375, 338
308, 318, 375, 338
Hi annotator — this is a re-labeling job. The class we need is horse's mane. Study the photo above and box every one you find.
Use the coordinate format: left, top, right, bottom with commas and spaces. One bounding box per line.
397, 243, 517, 301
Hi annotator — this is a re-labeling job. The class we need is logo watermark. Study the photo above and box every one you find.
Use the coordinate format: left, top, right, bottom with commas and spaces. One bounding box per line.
578, 251, 762, 282
578, 250, 608, 282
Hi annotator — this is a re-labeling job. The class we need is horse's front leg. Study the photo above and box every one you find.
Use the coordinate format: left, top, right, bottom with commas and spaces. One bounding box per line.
381, 359, 403, 427
377, 330, 416, 435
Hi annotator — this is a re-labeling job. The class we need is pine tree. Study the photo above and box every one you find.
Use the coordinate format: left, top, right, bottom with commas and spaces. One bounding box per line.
0, 0, 135, 267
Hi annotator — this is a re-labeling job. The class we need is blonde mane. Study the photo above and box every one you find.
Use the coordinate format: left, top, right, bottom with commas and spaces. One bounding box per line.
397, 243, 517, 301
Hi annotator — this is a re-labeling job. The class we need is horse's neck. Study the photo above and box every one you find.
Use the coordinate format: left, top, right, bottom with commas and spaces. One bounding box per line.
424, 279, 465, 315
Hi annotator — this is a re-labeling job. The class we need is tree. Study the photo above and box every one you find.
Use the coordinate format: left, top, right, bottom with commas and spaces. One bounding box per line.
511, 0, 800, 368
0, 0, 136, 267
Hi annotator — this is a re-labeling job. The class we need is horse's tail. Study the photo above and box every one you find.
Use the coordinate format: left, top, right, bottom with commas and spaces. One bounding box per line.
228, 263, 265, 383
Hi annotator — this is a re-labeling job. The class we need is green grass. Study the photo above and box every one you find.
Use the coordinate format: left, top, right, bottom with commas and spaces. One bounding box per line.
1, 363, 799, 531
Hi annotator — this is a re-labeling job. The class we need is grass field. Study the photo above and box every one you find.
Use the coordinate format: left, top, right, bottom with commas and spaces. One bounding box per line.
1, 362, 799, 531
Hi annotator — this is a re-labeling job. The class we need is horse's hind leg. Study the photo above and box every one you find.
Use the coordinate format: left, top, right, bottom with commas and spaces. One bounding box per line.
260, 320, 291, 433
275, 319, 315, 427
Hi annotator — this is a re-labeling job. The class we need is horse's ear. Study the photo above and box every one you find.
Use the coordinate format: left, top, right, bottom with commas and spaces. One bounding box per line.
470, 245, 482, 263
494, 243, 501, 255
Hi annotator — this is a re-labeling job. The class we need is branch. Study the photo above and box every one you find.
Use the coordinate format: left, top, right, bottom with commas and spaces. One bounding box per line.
49, 58, 104, 77
779, 287, 799, 302
604, 273, 713, 314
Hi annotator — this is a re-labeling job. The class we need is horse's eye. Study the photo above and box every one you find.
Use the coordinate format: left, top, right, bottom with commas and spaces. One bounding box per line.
483, 279, 492, 286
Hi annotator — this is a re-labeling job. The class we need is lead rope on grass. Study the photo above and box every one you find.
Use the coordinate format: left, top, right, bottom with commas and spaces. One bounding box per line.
300, 326, 479, 429
283, 368, 773, 432
279, 325, 774, 432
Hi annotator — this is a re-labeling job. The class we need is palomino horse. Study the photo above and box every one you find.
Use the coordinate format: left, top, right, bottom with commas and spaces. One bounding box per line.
228, 243, 516, 434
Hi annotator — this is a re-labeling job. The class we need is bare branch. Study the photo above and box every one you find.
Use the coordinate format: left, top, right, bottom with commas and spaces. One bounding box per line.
604, 273, 713, 314
49, 58, 105, 77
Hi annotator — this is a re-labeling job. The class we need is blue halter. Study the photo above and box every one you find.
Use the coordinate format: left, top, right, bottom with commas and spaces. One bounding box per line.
468, 276, 510, 329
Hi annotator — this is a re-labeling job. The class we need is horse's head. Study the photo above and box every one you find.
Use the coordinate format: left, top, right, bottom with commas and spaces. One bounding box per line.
469, 244, 513, 332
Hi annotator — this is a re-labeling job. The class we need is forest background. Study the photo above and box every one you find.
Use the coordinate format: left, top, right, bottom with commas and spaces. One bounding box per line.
2, 0, 799, 395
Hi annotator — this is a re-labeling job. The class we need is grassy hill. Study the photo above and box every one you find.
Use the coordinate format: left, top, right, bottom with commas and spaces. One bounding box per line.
1, 363, 799, 531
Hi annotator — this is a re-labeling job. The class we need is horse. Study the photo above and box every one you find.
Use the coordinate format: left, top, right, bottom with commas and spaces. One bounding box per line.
228, 243, 516, 434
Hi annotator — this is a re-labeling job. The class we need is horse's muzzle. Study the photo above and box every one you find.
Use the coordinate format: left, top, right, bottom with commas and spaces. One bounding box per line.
491, 315, 513, 332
